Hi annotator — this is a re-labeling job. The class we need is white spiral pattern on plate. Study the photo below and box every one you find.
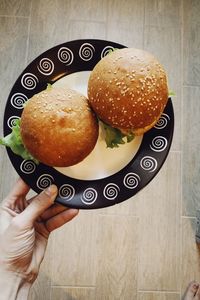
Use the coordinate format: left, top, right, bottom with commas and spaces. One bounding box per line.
57, 47, 74, 65
21, 73, 38, 90
101, 46, 115, 58
79, 43, 95, 61
20, 160, 36, 174
36, 174, 54, 190
154, 113, 170, 129
37, 58, 54, 75
140, 156, 158, 173
7, 116, 20, 129
123, 173, 141, 189
81, 188, 98, 205
103, 183, 120, 200
59, 184, 75, 201
150, 136, 168, 152
10, 93, 28, 109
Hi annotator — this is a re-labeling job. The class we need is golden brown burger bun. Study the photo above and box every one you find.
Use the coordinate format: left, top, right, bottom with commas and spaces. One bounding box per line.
20, 87, 99, 167
88, 48, 169, 135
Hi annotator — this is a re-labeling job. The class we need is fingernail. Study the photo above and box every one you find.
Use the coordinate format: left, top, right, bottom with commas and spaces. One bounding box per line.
45, 185, 57, 196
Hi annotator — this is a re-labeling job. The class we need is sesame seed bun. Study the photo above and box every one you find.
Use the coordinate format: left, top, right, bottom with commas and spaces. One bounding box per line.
88, 48, 168, 135
20, 87, 99, 167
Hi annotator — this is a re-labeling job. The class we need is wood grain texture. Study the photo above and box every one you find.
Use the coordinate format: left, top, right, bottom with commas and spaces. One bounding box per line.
0, 1, 199, 299
68, 20, 106, 41
183, 0, 200, 85
138, 292, 180, 300
51, 211, 98, 286
95, 215, 138, 300
0, 16, 29, 198
0, 16, 29, 130
0, 0, 31, 16
28, 0, 71, 62
144, 0, 181, 27
70, 0, 107, 22
138, 152, 181, 291
182, 87, 200, 216
106, 0, 144, 48
181, 218, 200, 296
98, 194, 140, 216
51, 287, 95, 300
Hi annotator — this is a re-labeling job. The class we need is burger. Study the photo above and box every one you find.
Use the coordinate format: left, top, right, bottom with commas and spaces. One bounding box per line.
0, 86, 99, 167
88, 48, 169, 147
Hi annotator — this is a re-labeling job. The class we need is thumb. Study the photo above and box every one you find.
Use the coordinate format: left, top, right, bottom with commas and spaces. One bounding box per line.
18, 185, 58, 227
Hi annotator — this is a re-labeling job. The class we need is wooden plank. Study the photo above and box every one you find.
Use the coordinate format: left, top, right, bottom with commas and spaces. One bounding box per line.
0, 16, 29, 196
51, 211, 98, 286
51, 287, 95, 300
98, 195, 140, 217
183, 0, 200, 85
138, 152, 181, 291
0, 16, 29, 130
106, 0, 144, 48
144, 0, 181, 27
0, 0, 31, 16
70, 0, 107, 22
182, 87, 200, 216
28, 0, 72, 62
95, 215, 138, 300
138, 292, 180, 300
67, 20, 106, 41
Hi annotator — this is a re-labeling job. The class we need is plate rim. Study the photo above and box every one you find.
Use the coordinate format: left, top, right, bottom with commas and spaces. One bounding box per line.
3, 38, 174, 209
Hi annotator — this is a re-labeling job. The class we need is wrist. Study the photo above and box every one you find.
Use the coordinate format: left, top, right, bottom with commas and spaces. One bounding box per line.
0, 267, 31, 300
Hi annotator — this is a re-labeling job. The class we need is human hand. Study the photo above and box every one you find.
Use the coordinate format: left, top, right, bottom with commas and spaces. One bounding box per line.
0, 178, 78, 286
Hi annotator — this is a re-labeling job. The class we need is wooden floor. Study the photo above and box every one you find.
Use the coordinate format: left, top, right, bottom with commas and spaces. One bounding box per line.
0, 0, 200, 299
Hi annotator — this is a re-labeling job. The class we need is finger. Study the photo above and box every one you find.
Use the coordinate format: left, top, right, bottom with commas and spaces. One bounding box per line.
17, 185, 58, 227
182, 281, 199, 298
45, 209, 79, 232
40, 203, 67, 221
27, 197, 67, 221
6, 178, 30, 204
196, 284, 200, 297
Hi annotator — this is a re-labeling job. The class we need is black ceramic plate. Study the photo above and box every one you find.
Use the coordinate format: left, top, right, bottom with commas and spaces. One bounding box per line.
3, 39, 174, 209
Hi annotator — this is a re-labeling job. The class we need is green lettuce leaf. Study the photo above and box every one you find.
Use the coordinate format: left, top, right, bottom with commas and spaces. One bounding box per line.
0, 119, 39, 164
107, 48, 119, 55
101, 121, 134, 148
168, 90, 176, 96
47, 83, 52, 90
